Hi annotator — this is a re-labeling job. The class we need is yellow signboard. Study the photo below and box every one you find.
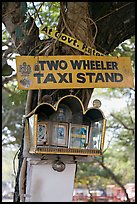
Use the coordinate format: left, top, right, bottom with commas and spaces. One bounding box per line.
16, 55, 134, 90
40, 25, 104, 56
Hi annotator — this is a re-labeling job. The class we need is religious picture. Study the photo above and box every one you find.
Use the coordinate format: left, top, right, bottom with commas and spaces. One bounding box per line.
51, 123, 68, 146
37, 123, 48, 145
69, 124, 89, 149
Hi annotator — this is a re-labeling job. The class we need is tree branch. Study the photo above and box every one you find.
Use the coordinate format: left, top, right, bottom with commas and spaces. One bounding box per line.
110, 113, 135, 131
2, 74, 17, 84
89, 2, 135, 52
103, 135, 115, 153
2, 2, 40, 55
2, 105, 25, 129
2, 109, 13, 129
95, 157, 131, 202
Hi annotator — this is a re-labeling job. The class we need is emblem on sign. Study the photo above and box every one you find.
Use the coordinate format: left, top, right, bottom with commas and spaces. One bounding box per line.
20, 77, 32, 88
19, 62, 32, 76
19, 62, 32, 88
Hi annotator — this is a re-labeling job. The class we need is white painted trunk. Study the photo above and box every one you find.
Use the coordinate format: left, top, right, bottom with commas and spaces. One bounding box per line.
25, 159, 76, 202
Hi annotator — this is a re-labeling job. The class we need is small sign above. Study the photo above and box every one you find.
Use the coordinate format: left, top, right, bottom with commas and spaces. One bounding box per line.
40, 25, 104, 56
16, 55, 134, 90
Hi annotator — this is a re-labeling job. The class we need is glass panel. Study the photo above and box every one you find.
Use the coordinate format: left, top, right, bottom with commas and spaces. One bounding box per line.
29, 115, 35, 146
69, 124, 88, 149
50, 104, 72, 123
89, 120, 103, 150
57, 108, 65, 122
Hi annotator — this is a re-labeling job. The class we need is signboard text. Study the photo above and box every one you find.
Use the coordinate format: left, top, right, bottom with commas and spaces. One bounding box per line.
16, 55, 134, 89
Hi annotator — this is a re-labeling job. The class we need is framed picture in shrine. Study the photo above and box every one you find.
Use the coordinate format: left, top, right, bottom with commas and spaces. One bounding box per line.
37, 122, 49, 145
51, 123, 68, 147
69, 124, 89, 149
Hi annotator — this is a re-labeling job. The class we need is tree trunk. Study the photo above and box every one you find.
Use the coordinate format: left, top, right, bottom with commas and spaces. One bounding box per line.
14, 3, 94, 201
57, 2, 94, 109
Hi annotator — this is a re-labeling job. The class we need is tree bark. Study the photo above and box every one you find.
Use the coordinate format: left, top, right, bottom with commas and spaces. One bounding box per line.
56, 2, 95, 109
2, 2, 40, 55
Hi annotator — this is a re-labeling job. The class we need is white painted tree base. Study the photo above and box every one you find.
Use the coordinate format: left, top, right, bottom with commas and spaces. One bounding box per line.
25, 159, 76, 202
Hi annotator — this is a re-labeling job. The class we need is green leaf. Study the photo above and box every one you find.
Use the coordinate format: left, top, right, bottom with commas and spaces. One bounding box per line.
2, 64, 14, 76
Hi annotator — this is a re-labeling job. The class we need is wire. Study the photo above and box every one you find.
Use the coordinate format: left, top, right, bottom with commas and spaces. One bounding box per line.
32, 2, 43, 26
93, 2, 133, 24
13, 146, 21, 177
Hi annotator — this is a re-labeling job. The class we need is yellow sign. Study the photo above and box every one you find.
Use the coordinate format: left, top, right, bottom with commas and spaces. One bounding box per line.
16, 55, 134, 90
40, 25, 104, 56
